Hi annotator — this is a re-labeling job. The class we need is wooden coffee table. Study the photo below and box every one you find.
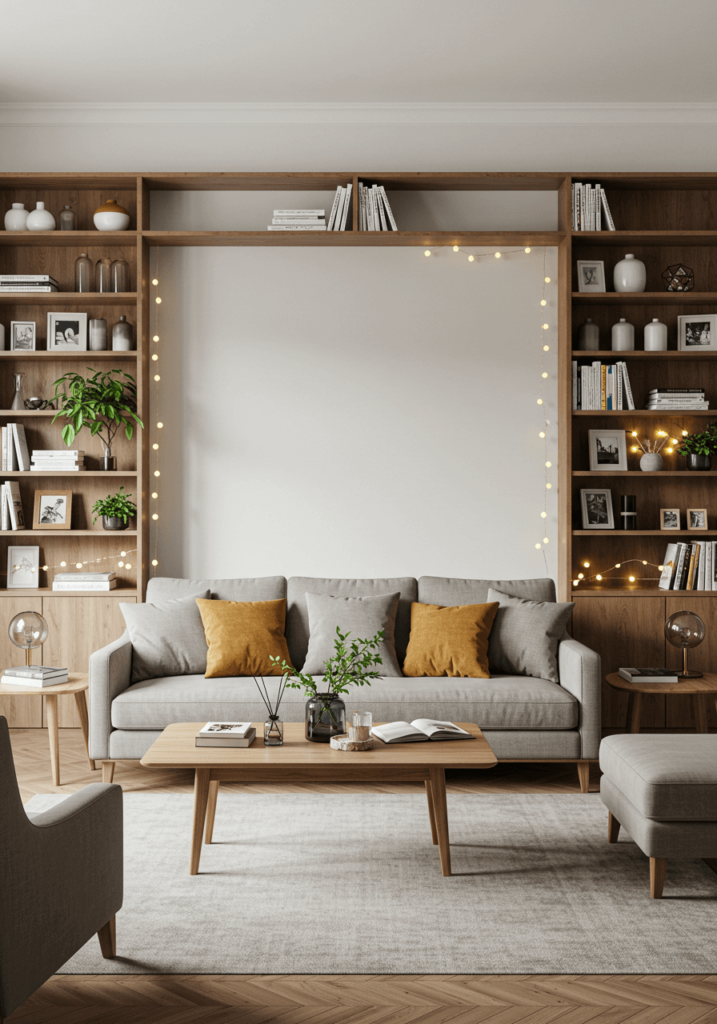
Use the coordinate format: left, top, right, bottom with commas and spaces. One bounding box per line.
140, 722, 497, 877
606, 671, 717, 733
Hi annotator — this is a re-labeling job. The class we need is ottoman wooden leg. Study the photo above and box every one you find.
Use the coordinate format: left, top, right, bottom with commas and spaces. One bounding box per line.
608, 812, 621, 843
650, 857, 667, 899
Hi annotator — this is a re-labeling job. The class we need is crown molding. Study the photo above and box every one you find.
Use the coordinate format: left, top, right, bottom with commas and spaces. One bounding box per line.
1, 101, 717, 129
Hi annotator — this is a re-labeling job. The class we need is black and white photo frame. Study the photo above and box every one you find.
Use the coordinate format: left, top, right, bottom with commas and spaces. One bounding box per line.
580, 488, 615, 529
576, 260, 606, 294
688, 508, 708, 531
588, 428, 628, 472
660, 508, 681, 531
678, 314, 717, 353
10, 321, 36, 351
7, 545, 40, 589
47, 312, 87, 351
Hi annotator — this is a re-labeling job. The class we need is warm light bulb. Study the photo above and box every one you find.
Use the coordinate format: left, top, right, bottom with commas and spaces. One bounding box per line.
682, 430, 688, 436
629, 575, 635, 582
578, 573, 584, 579
659, 565, 664, 571
495, 252, 501, 259
525, 247, 531, 253
632, 431, 638, 437
152, 443, 159, 450
642, 560, 647, 565
543, 344, 550, 351
152, 513, 158, 520
583, 562, 590, 568
157, 422, 163, 428
42, 565, 48, 571
542, 372, 548, 378
155, 297, 162, 304
539, 431, 546, 438
535, 543, 541, 549
76, 562, 82, 569
125, 563, 132, 569
573, 580, 579, 586
543, 537, 549, 544
596, 574, 603, 581
424, 250, 431, 257
120, 551, 126, 557
468, 255, 475, 262
542, 323, 549, 330
537, 398, 543, 405
545, 277, 551, 283
152, 492, 158, 499
152, 559, 158, 567
540, 299, 547, 306
154, 374, 160, 381
152, 354, 159, 361
118, 561, 124, 567
631, 446, 639, 452
666, 448, 673, 453
153, 335, 159, 342
154, 470, 160, 477
453, 245, 459, 252
671, 438, 678, 444
60, 561, 66, 567
541, 511, 547, 518
546, 482, 552, 489
545, 461, 552, 467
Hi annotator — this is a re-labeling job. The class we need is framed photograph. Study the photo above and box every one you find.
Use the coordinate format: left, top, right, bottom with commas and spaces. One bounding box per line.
580, 488, 615, 529
32, 490, 72, 530
7, 545, 40, 589
660, 508, 681, 531
9, 321, 36, 351
577, 260, 606, 293
678, 314, 717, 352
688, 508, 708, 531
47, 312, 87, 351
588, 429, 628, 472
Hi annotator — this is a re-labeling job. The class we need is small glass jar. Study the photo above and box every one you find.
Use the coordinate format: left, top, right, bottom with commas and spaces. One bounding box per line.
59, 205, 76, 231
111, 258, 130, 293
75, 253, 93, 292
305, 693, 346, 743
349, 710, 372, 742
264, 716, 283, 746
95, 257, 112, 292
89, 318, 108, 351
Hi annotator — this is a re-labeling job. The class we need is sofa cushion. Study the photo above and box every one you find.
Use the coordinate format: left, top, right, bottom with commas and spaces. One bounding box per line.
196, 598, 292, 677
120, 591, 210, 683
600, 734, 717, 822
418, 577, 556, 606
110, 674, 578, 731
302, 592, 402, 676
146, 576, 287, 603
486, 589, 574, 683
402, 601, 498, 678
286, 577, 417, 670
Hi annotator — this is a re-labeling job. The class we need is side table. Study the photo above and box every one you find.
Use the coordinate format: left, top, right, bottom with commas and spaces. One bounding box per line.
606, 671, 717, 734
0, 673, 95, 785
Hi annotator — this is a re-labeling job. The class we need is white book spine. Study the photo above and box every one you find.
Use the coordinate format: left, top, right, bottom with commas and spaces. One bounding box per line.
372, 187, 380, 230
375, 185, 388, 231
273, 209, 325, 216
600, 189, 616, 230
52, 581, 117, 591
11, 424, 30, 472
340, 183, 352, 231
272, 217, 325, 224
574, 184, 581, 229
6, 481, 24, 530
572, 361, 577, 410
332, 188, 346, 232
1, 427, 5, 472
326, 187, 341, 231
379, 186, 398, 230
266, 225, 327, 231
1, 483, 8, 532
595, 183, 602, 230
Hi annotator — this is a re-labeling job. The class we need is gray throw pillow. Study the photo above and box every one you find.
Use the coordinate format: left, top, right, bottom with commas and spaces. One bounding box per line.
486, 588, 574, 683
120, 591, 211, 683
302, 592, 403, 677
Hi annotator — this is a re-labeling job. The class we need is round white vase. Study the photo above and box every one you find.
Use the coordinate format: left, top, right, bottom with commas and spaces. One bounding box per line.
93, 199, 130, 231
644, 318, 668, 351
26, 202, 56, 231
4, 203, 28, 231
611, 318, 635, 351
613, 253, 646, 293
640, 453, 663, 472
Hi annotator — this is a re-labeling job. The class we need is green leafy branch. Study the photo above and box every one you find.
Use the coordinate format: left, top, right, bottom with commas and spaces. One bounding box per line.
269, 627, 384, 698
92, 486, 138, 524
52, 369, 143, 453
677, 425, 717, 457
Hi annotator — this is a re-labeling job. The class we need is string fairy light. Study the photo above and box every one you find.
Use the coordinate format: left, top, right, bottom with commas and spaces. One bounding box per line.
3, 548, 139, 580
150, 249, 163, 576
572, 557, 664, 589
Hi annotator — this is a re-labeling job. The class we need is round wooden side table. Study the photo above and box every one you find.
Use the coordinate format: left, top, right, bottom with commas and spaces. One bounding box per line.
606, 671, 717, 734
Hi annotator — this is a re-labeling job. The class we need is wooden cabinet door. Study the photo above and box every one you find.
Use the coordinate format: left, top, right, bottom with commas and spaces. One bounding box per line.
665, 596, 717, 729
0, 597, 44, 727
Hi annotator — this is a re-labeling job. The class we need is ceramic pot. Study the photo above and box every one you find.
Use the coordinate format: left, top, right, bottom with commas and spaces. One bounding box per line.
305, 693, 346, 743
611, 318, 635, 351
644, 318, 668, 351
613, 253, 646, 293
686, 454, 712, 471
4, 203, 28, 231
640, 453, 663, 472
26, 202, 56, 231
577, 318, 599, 351
89, 318, 108, 351
112, 315, 134, 351
93, 199, 130, 231
102, 516, 129, 531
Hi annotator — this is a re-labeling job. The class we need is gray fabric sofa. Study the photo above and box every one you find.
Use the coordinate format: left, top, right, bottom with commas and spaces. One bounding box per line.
89, 575, 601, 789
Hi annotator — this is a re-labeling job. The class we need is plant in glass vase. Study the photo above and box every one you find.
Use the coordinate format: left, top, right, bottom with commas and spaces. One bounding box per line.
676, 424, 717, 470
270, 627, 384, 743
52, 368, 143, 470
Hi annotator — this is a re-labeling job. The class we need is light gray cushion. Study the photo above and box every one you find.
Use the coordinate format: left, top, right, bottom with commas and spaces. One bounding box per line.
120, 591, 210, 683
146, 576, 286, 603
601, 776, 717, 859
600, 734, 717, 822
286, 577, 418, 669
302, 592, 402, 677
418, 576, 556, 606
486, 589, 574, 683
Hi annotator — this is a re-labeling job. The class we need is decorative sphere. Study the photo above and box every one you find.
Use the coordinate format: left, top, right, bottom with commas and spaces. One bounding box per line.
665, 610, 705, 649
8, 611, 48, 650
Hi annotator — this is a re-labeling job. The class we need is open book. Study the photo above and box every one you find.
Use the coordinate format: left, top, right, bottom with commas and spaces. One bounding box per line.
372, 719, 472, 744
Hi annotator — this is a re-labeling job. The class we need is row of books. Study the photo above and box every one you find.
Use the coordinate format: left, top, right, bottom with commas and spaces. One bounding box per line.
357, 182, 398, 231
572, 183, 616, 231
1, 423, 30, 471
646, 388, 708, 411
32, 449, 85, 471
0, 273, 58, 293
1, 664, 68, 687
572, 360, 635, 410
1, 481, 25, 529
52, 571, 117, 592
267, 207, 329, 232
1, 427, 85, 472
659, 541, 717, 591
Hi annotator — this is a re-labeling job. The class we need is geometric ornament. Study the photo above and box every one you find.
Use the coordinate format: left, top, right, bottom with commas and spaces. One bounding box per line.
662, 263, 695, 292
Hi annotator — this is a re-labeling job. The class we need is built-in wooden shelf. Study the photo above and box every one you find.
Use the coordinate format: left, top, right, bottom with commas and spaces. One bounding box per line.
0, 231, 137, 248
573, 230, 717, 246
570, 588, 711, 598
572, 293, 717, 305
573, 470, 715, 476
143, 230, 564, 248
573, 409, 715, 417
0, 530, 137, 537
0, 471, 137, 477
573, 530, 717, 536
572, 349, 717, 358
0, 292, 137, 306
0, 588, 138, 597
0, 351, 137, 359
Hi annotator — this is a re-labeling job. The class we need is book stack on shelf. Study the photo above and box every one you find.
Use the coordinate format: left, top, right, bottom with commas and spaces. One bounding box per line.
1, 424, 30, 471
1, 664, 68, 687
572, 360, 635, 410
52, 571, 116, 592
660, 541, 717, 592
1, 481, 25, 530
0, 274, 59, 294
31, 450, 84, 472
326, 183, 353, 231
268, 208, 327, 232
572, 183, 615, 231
646, 388, 708, 411
195, 721, 256, 747
357, 182, 398, 231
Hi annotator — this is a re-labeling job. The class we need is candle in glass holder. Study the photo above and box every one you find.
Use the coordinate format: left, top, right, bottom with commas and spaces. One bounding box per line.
349, 710, 372, 742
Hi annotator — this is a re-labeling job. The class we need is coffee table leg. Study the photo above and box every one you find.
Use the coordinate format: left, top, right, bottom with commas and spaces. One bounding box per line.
429, 766, 451, 877
190, 768, 211, 875
74, 690, 96, 770
694, 694, 709, 733
45, 694, 60, 787
425, 779, 438, 845
205, 780, 220, 844
628, 692, 642, 734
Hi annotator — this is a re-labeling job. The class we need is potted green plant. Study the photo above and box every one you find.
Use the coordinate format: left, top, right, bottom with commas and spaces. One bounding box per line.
270, 627, 384, 743
52, 368, 143, 470
677, 425, 717, 470
92, 486, 137, 531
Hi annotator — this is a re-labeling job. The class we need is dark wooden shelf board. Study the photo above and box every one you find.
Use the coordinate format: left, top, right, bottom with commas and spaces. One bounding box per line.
0, 470, 137, 477
0, 530, 137, 536
573, 530, 717, 536
143, 230, 565, 248
0, 587, 138, 597
572, 230, 717, 246
0, 292, 137, 306
0, 231, 137, 247
571, 588, 713, 598
572, 292, 717, 305
573, 470, 716, 476
572, 410, 716, 417
572, 349, 717, 359
0, 350, 136, 359
140, 171, 568, 192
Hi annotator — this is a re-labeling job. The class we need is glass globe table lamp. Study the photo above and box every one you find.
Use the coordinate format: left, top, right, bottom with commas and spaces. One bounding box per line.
8, 611, 49, 666
665, 610, 705, 679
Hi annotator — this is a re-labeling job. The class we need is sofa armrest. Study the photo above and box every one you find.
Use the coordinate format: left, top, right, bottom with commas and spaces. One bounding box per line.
559, 637, 601, 760
89, 632, 133, 761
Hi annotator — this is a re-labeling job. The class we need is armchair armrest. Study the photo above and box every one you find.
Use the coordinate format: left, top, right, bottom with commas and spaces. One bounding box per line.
559, 637, 601, 759
89, 632, 133, 761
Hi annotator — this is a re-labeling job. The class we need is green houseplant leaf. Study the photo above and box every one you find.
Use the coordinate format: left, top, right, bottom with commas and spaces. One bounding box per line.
52, 368, 143, 457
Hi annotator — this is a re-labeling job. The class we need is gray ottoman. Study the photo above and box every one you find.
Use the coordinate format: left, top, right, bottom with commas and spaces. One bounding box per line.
600, 734, 717, 898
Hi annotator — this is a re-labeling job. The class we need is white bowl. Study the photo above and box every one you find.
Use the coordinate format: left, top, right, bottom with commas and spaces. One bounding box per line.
94, 211, 130, 231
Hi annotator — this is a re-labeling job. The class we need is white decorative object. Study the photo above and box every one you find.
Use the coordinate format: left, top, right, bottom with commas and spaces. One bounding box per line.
644, 318, 668, 351
640, 453, 663, 472
7, 546, 40, 589
329, 733, 374, 751
93, 199, 130, 231
25, 202, 56, 232
613, 253, 646, 293
4, 204, 28, 231
611, 318, 635, 351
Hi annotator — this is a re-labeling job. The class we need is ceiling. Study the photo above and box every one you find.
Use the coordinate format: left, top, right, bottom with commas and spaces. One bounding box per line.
2, 0, 716, 105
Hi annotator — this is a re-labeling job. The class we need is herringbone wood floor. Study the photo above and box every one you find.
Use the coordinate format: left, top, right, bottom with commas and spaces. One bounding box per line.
8, 729, 717, 1024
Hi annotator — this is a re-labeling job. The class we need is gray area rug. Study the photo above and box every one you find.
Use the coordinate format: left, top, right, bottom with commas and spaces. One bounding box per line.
27, 791, 717, 974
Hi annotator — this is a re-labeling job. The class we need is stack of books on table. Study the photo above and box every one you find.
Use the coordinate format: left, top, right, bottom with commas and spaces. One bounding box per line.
572, 360, 635, 410
1, 481, 26, 530
660, 541, 717, 591
618, 667, 679, 683
0, 274, 59, 293
195, 721, 256, 747
2, 423, 30, 471
358, 182, 398, 231
2, 665, 68, 687
572, 183, 615, 231
268, 208, 327, 232
52, 572, 117, 592
31, 450, 85, 472
646, 388, 708, 411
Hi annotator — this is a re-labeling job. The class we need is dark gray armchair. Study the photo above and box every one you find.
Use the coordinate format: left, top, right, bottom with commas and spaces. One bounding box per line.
0, 717, 123, 1021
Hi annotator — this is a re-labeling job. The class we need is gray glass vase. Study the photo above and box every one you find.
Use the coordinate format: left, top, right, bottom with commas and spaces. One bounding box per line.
305, 693, 346, 743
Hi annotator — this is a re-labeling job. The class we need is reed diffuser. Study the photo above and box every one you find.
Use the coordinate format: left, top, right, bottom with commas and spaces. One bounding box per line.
629, 429, 677, 472
253, 674, 288, 746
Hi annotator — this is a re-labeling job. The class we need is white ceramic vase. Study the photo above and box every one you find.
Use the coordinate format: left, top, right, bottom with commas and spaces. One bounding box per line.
611, 318, 635, 351
640, 453, 663, 472
4, 203, 28, 231
613, 253, 646, 293
644, 318, 668, 351
93, 200, 130, 231
26, 202, 56, 231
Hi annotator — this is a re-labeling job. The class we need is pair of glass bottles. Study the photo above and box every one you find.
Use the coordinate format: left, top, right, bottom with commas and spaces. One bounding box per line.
74, 253, 130, 293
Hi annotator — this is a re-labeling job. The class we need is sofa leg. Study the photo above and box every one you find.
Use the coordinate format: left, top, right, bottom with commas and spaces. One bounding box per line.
650, 857, 667, 899
608, 812, 621, 844
577, 761, 590, 793
101, 761, 115, 784
97, 915, 116, 958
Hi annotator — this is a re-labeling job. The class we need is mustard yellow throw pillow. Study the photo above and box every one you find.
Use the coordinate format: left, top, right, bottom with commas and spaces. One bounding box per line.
402, 601, 499, 678
196, 598, 293, 678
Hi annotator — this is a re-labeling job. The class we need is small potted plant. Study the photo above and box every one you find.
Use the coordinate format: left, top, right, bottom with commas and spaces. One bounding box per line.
677, 425, 717, 470
52, 368, 143, 470
92, 486, 137, 530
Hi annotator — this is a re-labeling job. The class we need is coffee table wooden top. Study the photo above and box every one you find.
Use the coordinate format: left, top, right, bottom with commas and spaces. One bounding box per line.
140, 722, 497, 771
0, 672, 87, 698
606, 671, 717, 696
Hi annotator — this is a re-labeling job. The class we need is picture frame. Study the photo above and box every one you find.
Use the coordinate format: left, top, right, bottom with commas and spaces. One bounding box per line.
7, 545, 40, 589
47, 312, 87, 351
580, 488, 615, 529
588, 429, 628, 472
32, 490, 72, 530
687, 508, 708, 531
577, 260, 606, 294
9, 321, 36, 352
677, 314, 717, 353
660, 509, 681, 531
